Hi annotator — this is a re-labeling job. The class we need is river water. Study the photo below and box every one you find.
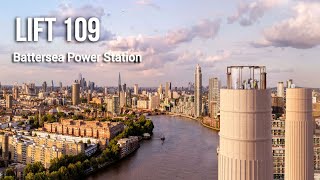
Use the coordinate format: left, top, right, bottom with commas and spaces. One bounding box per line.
87, 115, 219, 180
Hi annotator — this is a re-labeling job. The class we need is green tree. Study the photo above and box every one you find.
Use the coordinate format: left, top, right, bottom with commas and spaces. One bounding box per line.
67, 163, 77, 178
25, 173, 35, 180
24, 162, 45, 176
5, 167, 15, 177
3, 176, 15, 180
57, 112, 66, 118
58, 166, 69, 180
34, 172, 47, 180
48, 171, 60, 180
90, 157, 98, 170
75, 161, 83, 177
82, 159, 91, 170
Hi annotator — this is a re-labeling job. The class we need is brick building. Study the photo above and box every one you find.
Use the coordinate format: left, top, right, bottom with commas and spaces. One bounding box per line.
43, 119, 124, 140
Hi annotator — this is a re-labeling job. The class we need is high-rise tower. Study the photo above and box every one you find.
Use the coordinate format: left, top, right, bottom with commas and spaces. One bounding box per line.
277, 82, 284, 97
165, 82, 171, 98
285, 88, 313, 180
208, 77, 220, 118
287, 79, 293, 88
51, 80, 54, 92
158, 84, 163, 95
134, 84, 139, 95
218, 66, 272, 180
6, 95, 13, 109
72, 82, 80, 106
194, 64, 202, 117
13, 86, 19, 100
42, 81, 47, 92
118, 72, 122, 93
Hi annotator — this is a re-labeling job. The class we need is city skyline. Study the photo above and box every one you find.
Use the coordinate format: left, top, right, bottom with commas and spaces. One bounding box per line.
1, 0, 320, 87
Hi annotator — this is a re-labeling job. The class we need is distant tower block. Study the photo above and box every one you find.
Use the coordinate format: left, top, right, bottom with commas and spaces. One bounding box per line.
218, 66, 272, 180
285, 88, 313, 180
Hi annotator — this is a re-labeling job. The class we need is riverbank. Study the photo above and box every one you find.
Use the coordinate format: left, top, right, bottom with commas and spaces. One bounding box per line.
85, 143, 141, 176
86, 115, 219, 180
167, 112, 220, 131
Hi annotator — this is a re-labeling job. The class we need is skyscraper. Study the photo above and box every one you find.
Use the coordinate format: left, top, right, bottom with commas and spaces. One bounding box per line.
277, 82, 284, 97
134, 84, 139, 95
194, 64, 202, 117
218, 66, 272, 180
119, 91, 126, 108
122, 83, 127, 93
208, 77, 220, 118
118, 72, 122, 94
51, 80, 54, 92
126, 90, 132, 107
42, 81, 47, 92
6, 95, 13, 109
165, 82, 171, 98
13, 86, 19, 100
72, 82, 80, 106
285, 88, 313, 180
158, 84, 163, 95
287, 79, 293, 88
89, 82, 95, 92
104, 87, 108, 95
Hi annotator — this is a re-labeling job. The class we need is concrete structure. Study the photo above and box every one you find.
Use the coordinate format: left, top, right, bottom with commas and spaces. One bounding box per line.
194, 64, 202, 117
271, 115, 320, 179
134, 84, 139, 95
6, 95, 13, 109
126, 91, 132, 107
72, 82, 80, 105
117, 136, 139, 158
272, 96, 284, 114
285, 88, 313, 180
218, 66, 272, 180
286, 79, 293, 89
271, 116, 285, 179
137, 99, 148, 109
277, 82, 284, 97
208, 77, 220, 118
158, 84, 163, 96
106, 95, 120, 114
165, 82, 171, 98
13, 87, 19, 100
87, 93, 92, 102
132, 97, 138, 108
118, 72, 122, 94
171, 95, 195, 117
0, 133, 96, 168
149, 95, 160, 110
119, 91, 126, 107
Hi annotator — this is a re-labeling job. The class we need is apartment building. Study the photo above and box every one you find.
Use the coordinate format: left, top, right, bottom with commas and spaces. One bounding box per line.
43, 119, 124, 140
117, 136, 139, 158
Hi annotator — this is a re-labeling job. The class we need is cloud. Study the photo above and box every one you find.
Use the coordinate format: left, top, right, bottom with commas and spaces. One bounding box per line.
136, 0, 160, 10
202, 50, 232, 63
252, 2, 320, 49
175, 50, 232, 68
166, 19, 221, 44
269, 68, 294, 73
228, 0, 287, 26
43, 4, 114, 41
106, 19, 221, 70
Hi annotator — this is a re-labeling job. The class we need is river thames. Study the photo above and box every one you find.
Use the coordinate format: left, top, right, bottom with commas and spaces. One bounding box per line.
87, 115, 219, 180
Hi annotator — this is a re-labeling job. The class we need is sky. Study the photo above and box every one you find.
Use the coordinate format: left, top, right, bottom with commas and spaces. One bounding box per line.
0, 0, 320, 88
